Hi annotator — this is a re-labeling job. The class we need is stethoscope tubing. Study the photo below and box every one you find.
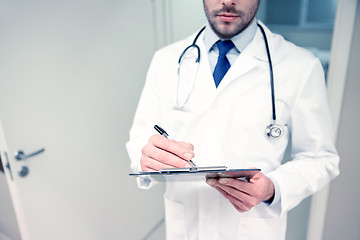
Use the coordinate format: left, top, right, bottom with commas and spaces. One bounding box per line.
257, 23, 277, 122
178, 26, 205, 64
177, 22, 283, 139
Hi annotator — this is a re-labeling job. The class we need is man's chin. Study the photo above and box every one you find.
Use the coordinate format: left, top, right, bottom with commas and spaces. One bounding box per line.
216, 29, 238, 39
212, 22, 239, 37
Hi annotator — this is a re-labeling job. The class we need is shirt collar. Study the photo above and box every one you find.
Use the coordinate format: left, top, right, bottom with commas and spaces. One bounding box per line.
204, 18, 258, 53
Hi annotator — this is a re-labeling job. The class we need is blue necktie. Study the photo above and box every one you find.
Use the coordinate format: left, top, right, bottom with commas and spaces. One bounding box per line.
213, 40, 234, 88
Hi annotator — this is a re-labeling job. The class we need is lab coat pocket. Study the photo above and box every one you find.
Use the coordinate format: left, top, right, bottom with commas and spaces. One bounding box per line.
163, 193, 187, 240
236, 216, 286, 240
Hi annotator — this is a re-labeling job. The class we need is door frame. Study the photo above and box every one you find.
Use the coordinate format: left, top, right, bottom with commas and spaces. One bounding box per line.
0, 120, 30, 240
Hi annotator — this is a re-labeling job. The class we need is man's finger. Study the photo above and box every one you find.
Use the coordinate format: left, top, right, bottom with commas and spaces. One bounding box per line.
150, 135, 195, 160
218, 177, 253, 194
210, 183, 251, 212
225, 193, 252, 212
143, 145, 192, 168
141, 155, 180, 171
207, 178, 257, 209
213, 181, 253, 203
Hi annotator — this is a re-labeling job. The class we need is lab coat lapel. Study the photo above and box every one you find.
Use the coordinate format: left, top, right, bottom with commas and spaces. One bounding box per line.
216, 27, 268, 92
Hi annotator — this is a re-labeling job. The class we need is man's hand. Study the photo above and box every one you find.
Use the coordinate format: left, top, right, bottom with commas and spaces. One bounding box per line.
206, 171, 275, 212
141, 135, 195, 171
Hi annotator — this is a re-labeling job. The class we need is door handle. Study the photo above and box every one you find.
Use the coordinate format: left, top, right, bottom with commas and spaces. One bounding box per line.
15, 148, 45, 161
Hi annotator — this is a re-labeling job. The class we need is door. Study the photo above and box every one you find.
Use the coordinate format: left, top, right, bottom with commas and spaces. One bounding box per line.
0, 0, 165, 239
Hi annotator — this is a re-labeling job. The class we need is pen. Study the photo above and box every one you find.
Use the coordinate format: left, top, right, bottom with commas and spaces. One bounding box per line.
154, 125, 197, 167
154, 124, 169, 138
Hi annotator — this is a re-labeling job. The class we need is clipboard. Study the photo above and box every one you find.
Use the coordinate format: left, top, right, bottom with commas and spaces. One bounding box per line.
129, 166, 261, 182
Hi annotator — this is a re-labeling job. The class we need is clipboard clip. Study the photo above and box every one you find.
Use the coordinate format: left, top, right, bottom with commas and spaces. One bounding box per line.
160, 166, 227, 174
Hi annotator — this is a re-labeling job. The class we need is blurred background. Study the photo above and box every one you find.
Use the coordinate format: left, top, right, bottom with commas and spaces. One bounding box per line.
0, 0, 359, 239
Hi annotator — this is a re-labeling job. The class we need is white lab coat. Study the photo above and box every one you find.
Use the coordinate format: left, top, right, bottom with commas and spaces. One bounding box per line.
126, 22, 339, 240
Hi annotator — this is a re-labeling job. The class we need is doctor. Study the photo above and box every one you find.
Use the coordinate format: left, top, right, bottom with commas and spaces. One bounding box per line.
126, 0, 339, 239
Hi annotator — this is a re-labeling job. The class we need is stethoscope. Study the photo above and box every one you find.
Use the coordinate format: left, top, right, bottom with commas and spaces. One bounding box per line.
176, 22, 284, 140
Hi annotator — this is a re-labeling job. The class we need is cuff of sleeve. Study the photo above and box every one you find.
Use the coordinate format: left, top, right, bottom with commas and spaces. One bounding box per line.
263, 174, 282, 217
137, 175, 158, 189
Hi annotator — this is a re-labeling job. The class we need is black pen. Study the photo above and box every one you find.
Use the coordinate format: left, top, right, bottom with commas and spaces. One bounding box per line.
154, 124, 169, 138
154, 125, 197, 167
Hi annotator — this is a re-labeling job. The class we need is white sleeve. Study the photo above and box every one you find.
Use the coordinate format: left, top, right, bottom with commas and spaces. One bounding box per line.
264, 176, 282, 216
126, 53, 162, 189
266, 58, 340, 216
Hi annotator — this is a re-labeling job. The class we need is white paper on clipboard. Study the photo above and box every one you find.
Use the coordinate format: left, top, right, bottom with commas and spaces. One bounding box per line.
129, 166, 261, 182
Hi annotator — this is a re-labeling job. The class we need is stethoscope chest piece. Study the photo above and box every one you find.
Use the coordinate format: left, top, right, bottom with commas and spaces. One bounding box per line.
266, 122, 284, 140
